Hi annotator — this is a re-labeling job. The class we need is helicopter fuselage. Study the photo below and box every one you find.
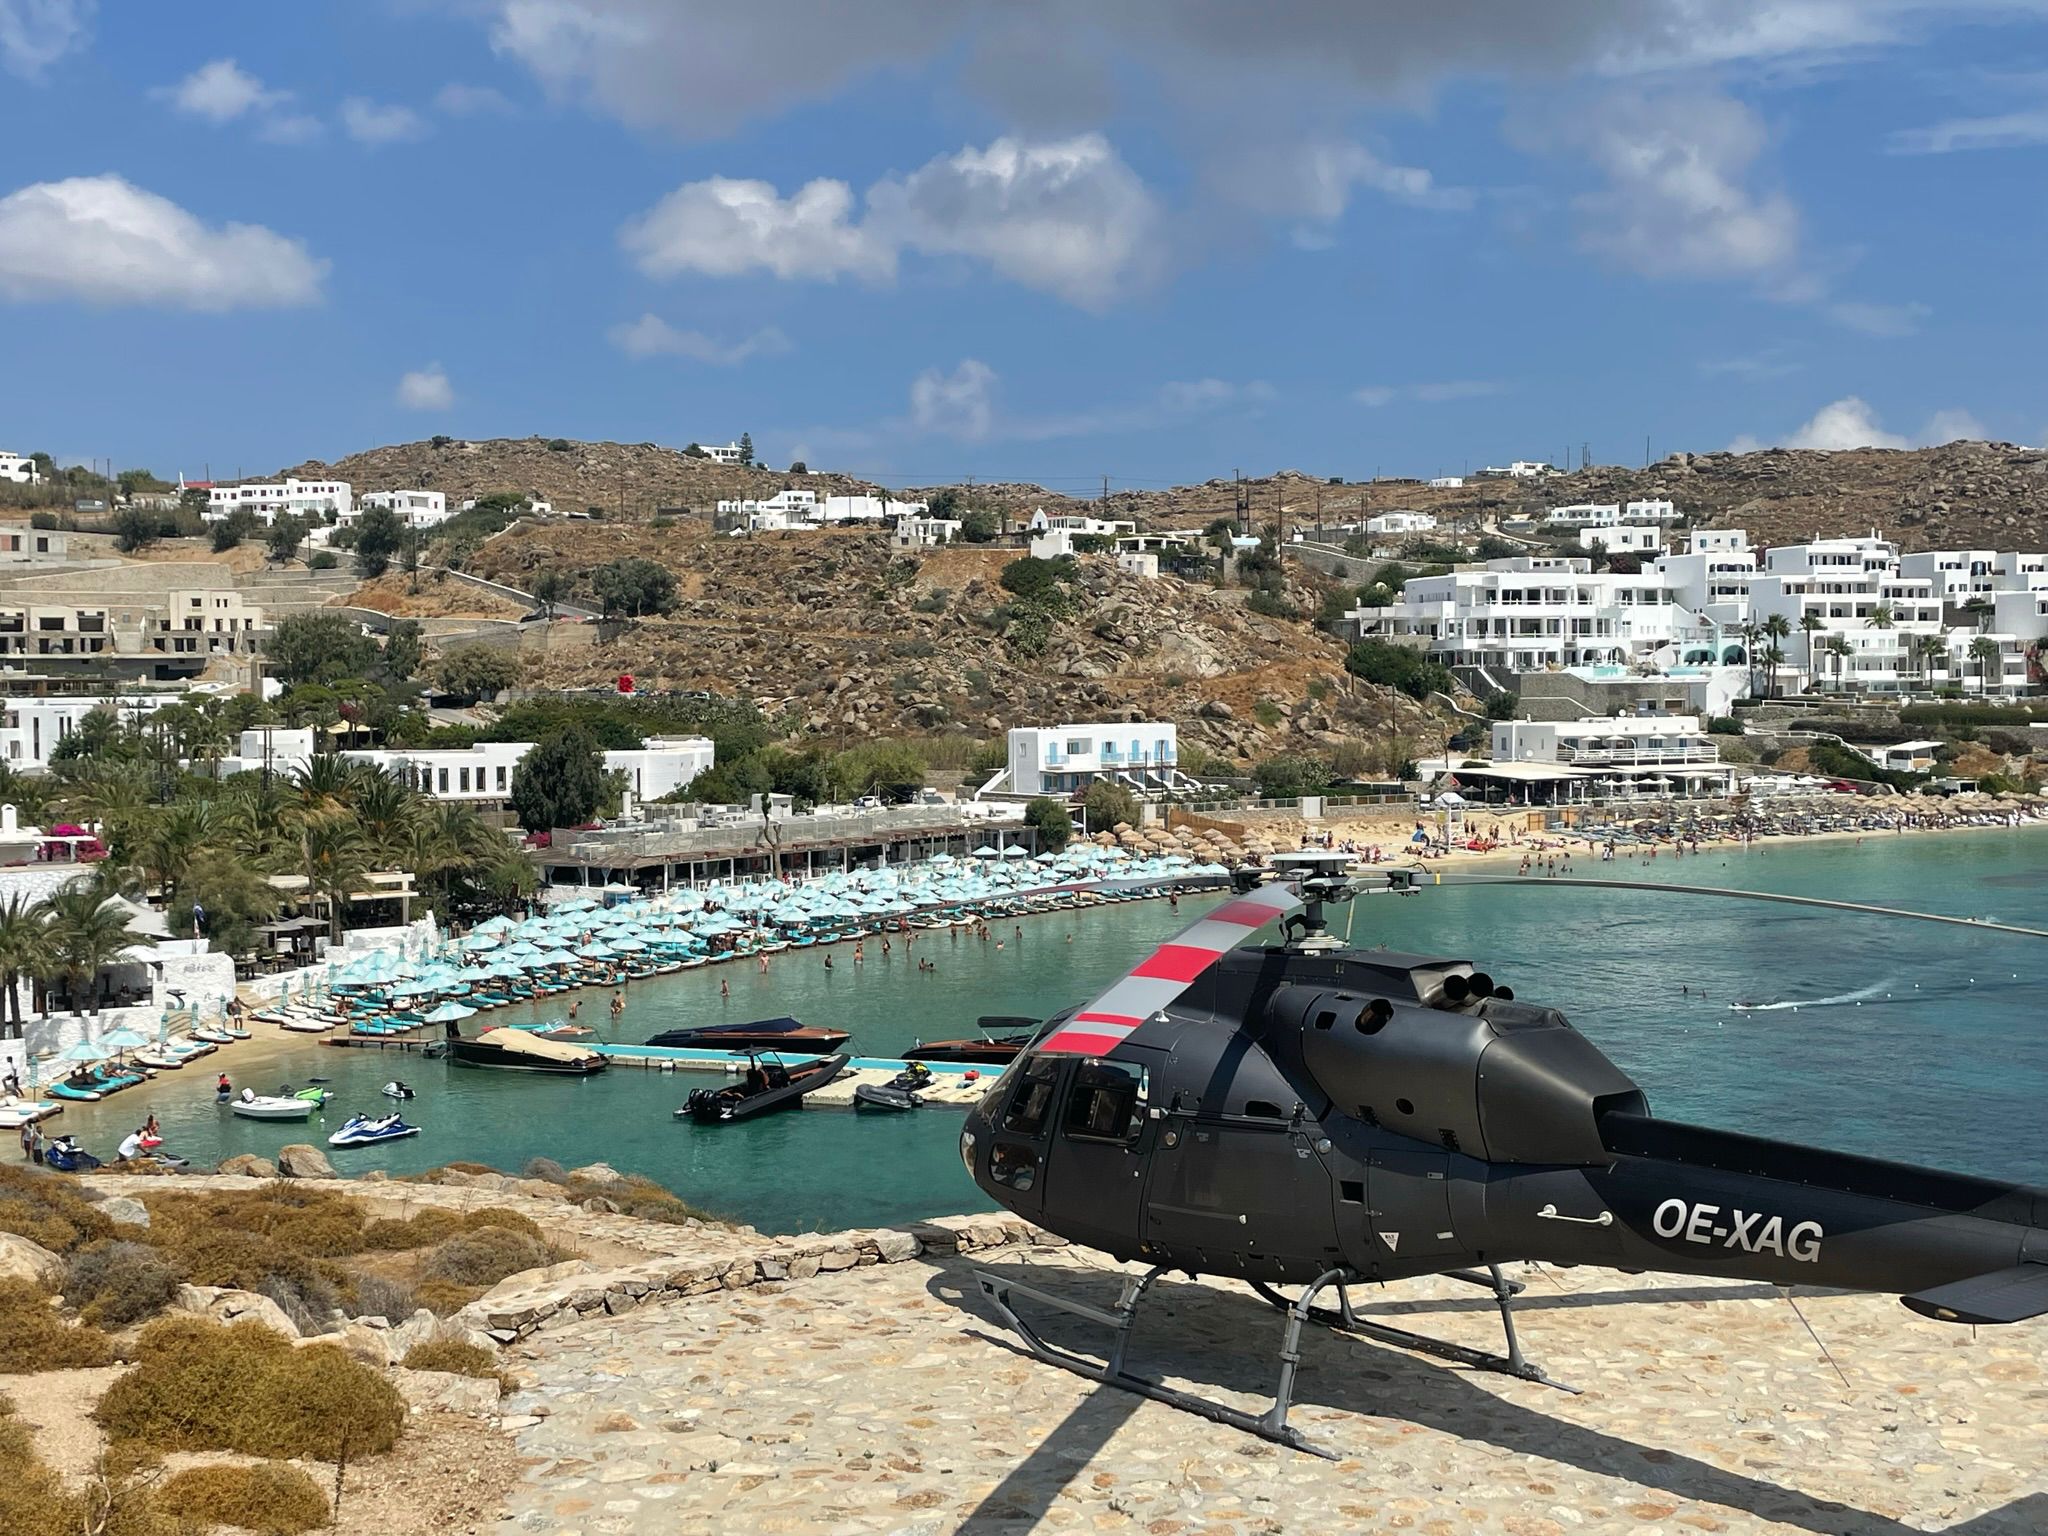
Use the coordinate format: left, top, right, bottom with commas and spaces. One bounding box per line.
962, 943, 2048, 1315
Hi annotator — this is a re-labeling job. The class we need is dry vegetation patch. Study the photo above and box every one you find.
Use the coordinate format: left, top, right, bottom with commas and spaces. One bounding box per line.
155, 1462, 329, 1534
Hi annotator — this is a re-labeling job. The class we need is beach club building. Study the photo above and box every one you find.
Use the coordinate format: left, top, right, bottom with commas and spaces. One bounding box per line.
1459, 716, 1735, 802
341, 736, 714, 811
1006, 722, 1182, 797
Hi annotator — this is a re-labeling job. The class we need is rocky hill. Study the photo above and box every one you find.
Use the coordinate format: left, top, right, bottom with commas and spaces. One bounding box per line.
287, 436, 883, 518
460, 521, 1443, 766
918, 441, 2048, 551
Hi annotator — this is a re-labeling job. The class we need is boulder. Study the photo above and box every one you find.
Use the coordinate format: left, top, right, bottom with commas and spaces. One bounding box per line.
0, 1231, 64, 1289
174, 1284, 300, 1339
216, 1154, 277, 1179
568, 1162, 624, 1185
276, 1144, 337, 1180
388, 1367, 500, 1417
873, 1229, 921, 1264
99, 1196, 150, 1229
311, 1320, 397, 1367
436, 1169, 508, 1191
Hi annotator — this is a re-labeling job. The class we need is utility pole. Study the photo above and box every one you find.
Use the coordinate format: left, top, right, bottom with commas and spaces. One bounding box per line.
1644, 434, 1652, 469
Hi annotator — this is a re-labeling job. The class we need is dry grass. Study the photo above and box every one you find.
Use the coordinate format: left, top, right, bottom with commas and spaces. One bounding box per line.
0, 1279, 116, 1373
63, 1241, 181, 1329
0, 1391, 181, 1536
420, 1227, 553, 1287
95, 1315, 406, 1461
0, 1165, 115, 1254
155, 1462, 329, 1534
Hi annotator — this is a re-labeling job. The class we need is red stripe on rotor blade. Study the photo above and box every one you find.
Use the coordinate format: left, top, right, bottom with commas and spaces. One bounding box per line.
1072, 1010, 1142, 1028
1130, 943, 1221, 983
1207, 898, 1290, 929
1040, 1028, 1131, 1056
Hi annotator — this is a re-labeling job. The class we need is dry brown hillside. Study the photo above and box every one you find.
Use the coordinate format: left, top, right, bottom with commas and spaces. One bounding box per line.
461, 521, 1445, 766
287, 436, 882, 519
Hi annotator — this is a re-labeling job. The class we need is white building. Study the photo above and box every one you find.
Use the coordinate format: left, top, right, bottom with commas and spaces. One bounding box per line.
1478, 715, 1734, 799
821, 494, 925, 525
0, 694, 184, 771
1544, 499, 1681, 529
891, 515, 961, 548
213, 727, 319, 781
1006, 722, 1184, 797
0, 527, 67, 564
699, 441, 744, 465
1367, 511, 1437, 536
1476, 461, 1558, 480
342, 736, 713, 815
0, 451, 41, 486
1428, 476, 1465, 489
1580, 526, 1662, 554
204, 477, 353, 524
1750, 532, 1944, 693
357, 490, 450, 528
1654, 529, 1756, 637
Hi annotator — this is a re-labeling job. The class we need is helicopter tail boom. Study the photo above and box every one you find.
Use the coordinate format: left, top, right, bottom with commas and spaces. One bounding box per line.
1480, 1114, 2048, 1320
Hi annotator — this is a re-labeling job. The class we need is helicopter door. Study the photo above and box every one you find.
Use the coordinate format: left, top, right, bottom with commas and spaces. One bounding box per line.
983, 1055, 1065, 1217
1365, 1148, 1461, 1275
1045, 1059, 1152, 1256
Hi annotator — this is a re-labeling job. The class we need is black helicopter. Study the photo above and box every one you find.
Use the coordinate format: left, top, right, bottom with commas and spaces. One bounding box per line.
959, 851, 2048, 1455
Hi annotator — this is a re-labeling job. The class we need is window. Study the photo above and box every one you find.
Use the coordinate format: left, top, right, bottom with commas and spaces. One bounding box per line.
459, 767, 471, 792
1063, 1060, 1145, 1143
495, 765, 507, 791
437, 768, 449, 793
1001, 1057, 1062, 1135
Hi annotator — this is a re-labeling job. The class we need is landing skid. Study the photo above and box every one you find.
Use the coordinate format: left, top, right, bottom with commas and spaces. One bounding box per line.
1248, 1262, 1579, 1394
973, 1265, 1352, 1458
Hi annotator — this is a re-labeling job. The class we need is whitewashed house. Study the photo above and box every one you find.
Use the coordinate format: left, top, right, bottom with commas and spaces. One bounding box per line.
0, 450, 41, 485
204, 477, 353, 524
357, 490, 450, 528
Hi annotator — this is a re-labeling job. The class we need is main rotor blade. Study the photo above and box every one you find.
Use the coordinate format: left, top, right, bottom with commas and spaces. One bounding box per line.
1397, 870, 2048, 940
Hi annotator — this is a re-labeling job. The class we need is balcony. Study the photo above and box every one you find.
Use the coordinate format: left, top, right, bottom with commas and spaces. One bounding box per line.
1552, 743, 1716, 766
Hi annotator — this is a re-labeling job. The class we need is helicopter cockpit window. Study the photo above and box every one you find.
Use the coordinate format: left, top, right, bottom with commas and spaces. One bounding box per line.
1001, 1057, 1062, 1136
1063, 1061, 1146, 1143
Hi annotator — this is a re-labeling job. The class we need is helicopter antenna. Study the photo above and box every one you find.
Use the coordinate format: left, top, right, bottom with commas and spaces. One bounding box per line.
1386, 871, 2048, 941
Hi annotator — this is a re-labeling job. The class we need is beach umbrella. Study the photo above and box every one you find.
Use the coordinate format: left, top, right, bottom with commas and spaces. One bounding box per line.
422, 1001, 477, 1024
98, 1026, 152, 1052
1000, 844, 1029, 858
459, 933, 498, 952
54, 1038, 110, 1065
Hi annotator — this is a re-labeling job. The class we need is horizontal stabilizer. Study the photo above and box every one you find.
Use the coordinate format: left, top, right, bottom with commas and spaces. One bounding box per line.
1902, 1262, 2048, 1325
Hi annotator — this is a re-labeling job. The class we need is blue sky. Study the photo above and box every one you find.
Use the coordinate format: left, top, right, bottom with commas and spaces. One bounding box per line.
1, 2, 2045, 491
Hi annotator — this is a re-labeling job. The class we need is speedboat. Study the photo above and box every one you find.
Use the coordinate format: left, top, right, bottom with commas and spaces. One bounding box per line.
442, 1020, 606, 1075
679, 1051, 851, 1123
227, 1095, 315, 1121
380, 1080, 415, 1100
645, 1015, 851, 1053
328, 1113, 420, 1148
903, 1016, 1037, 1065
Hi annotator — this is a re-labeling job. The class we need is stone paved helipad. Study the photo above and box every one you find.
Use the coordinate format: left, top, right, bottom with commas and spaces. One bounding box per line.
494, 1246, 2048, 1535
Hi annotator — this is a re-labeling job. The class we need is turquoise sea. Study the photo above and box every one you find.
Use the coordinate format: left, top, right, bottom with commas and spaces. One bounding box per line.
50, 828, 2048, 1234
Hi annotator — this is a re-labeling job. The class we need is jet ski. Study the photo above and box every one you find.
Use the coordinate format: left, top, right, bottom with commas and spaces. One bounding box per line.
43, 1135, 101, 1173
328, 1113, 420, 1148
380, 1081, 416, 1100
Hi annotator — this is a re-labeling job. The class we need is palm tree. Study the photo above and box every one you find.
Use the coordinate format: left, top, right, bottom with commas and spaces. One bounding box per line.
135, 799, 221, 903
351, 770, 419, 863
1824, 635, 1855, 690
1795, 613, 1824, 691
0, 893, 52, 1040
292, 754, 362, 828
483, 851, 539, 914
300, 819, 370, 944
1761, 614, 1791, 697
40, 884, 155, 1016
1970, 635, 2002, 695
1738, 621, 1763, 699
1915, 633, 1947, 691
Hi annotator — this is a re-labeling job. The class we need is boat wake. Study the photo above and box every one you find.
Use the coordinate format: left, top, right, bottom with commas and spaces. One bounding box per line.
1727, 982, 1891, 1013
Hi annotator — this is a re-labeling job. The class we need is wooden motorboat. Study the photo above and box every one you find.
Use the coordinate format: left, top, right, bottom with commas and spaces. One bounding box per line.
678, 1051, 851, 1123
903, 1016, 1038, 1065
443, 1020, 606, 1075
646, 1016, 851, 1054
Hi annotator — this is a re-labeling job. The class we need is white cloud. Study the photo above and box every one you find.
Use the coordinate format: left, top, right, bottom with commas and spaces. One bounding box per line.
434, 81, 514, 116
158, 58, 287, 122
342, 97, 429, 145
1699, 348, 1800, 380
607, 314, 793, 364
1209, 139, 1474, 229
622, 134, 1161, 307
1731, 396, 1988, 453
1889, 106, 2048, 154
622, 175, 889, 283
0, 0, 92, 79
1354, 380, 1503, 407
908, 359, 997, 441
1527, 90, 1801, 283
0, 174, 325, 309
1158, 378, 1275, 412
1824, 299, 1930, 337
257, 113, 324, 146
396, 365, 454, 411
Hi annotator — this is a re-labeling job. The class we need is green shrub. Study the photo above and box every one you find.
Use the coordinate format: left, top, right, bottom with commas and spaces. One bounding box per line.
347, 1273, 420, 1322
1706, 716, 1743, 735
421, 1227, 552, 1287
254, 1273, 339, 1335
95, 1315, 406, 1459
63, 1240, 181, 1328
1344, 639, 1454, 701
155, 1463, 329, 1534
462, 1207, 545, 1241
0, 1279, 117, 1372
362, 1208, 466, 1250
2, 1392, 186, 1536
146, 1186, 368, 1258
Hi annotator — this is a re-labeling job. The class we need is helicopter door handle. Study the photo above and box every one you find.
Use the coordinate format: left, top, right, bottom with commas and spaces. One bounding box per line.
1536, 1203, 1614, 1227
